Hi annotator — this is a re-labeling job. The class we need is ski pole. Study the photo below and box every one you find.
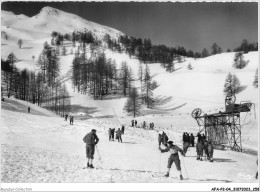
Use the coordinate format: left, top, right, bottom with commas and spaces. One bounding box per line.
95, 145, 102, 162
158, 149, 161, 173
181, 154, 189, 178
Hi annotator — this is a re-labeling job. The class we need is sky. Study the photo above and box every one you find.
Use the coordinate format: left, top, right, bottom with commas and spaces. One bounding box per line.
1, 1, 258, 52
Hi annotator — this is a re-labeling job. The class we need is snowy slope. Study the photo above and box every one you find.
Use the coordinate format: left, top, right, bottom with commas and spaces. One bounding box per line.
1, 98, 258, 183
1, 6, 259, 184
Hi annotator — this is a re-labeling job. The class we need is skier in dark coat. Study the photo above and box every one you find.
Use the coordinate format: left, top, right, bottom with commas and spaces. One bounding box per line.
159, 141, 184, 180
161, 132, 169, 147
183, 133, 190, 156
116, 128, 122, 143
70, 115, 74, 125
108, 128, 112, 141
83, 129, 99, 168
121, 125, 125, 134
135, 120, 137, 127
65, 114, 68, 121
205, 141, 214, 162
196, 132, 202, 143
111, 128, 115, 141
28, 107, 30, 113
131, 120, 134, 127
158, 131, 163, 146
190, 133, 195, 147
196, 139, 204, 161
202, 134, 206, 142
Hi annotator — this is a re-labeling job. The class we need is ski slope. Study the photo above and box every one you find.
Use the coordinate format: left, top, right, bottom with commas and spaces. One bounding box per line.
1, 6, 259, 183
1, 98, 258, 183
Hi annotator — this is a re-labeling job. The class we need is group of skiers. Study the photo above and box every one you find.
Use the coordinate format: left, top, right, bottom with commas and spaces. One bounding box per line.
64, 113, 74, 125
157, 130, 216, 180
131, 119, 137, 127
108, 125, 125, 143
131, 120, 155, 130
196, 134, 214, 162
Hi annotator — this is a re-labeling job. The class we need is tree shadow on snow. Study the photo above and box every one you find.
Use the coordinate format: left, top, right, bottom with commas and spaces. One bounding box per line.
242, 148, 258, 156
213, 158, 236, 163
70, 105, 99, 115
22, 47, 33, 49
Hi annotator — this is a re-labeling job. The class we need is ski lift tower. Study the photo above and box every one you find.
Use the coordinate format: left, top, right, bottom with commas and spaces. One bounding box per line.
191, 93, 253, 152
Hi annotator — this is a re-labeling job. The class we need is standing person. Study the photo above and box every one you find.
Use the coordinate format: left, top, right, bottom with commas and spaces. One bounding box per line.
135, 120, 137, 127
143, 121, 146, 129
183, 133, 190, 156
131, 120, 134, 127
28, 107, 30, 113
159, 141, 185, 180
65, 114, 68, 121
116, 128, 122, 143
108, 128, 112, 141
111, 128, 115, 141
70, 115, 74, 125
158, 131, 163, 146
196, 139, 204, 161
162, 132, 169, 147
8, 92, 10, 98
202, 134, 206, 142
190, 133, 195, 147
121, 125, 125, 134
182, 132, 186, 144
207, 141, 214, 162
196, 132, 202, 143
83, 129, 99, 168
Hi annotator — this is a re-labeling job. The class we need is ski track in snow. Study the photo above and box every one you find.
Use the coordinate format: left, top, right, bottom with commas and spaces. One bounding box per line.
1, 7, 258, 183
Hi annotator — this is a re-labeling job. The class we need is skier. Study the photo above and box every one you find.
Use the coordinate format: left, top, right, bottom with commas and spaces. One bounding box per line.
83, 129, 99, 168
111, 128, 115, 141
196, 139, 204, 161
143, 121, 146, 129
196, 132, 202, 143
162, 132, 169, 147
183, 133, 190, 156
108, 128, 112, 141
8, 92, 10, 98
190, 133, 195, 147
70, 115, 74, 125
206, 141, 214, 162
65, 114, 68, 121
28, 107, 30, 113
135, 120, 137, 127
158, 131, 163, 146
131, 120, 134, 127
121, 125, 125, 134
159, 141, 184, 180
202, 134, 206, 142
116, 128, 122, 143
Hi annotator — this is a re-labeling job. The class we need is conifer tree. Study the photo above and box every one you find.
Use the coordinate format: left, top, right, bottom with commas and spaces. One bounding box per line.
124, 87, 142, 117
233, 52, 249, 69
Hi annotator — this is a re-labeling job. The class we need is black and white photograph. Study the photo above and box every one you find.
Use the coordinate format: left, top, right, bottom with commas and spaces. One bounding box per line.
1, 1, 259, 191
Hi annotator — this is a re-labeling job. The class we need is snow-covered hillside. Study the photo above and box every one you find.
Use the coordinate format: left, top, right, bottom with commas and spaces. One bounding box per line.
1, 6, 259, 184
1, 98, 258, 183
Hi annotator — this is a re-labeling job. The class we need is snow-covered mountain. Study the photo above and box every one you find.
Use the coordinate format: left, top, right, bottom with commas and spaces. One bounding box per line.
1, 6, 259, 185
2, 6, 124, 41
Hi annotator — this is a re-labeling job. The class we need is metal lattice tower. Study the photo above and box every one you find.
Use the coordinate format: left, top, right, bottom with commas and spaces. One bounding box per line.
191, 94, 252, 152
